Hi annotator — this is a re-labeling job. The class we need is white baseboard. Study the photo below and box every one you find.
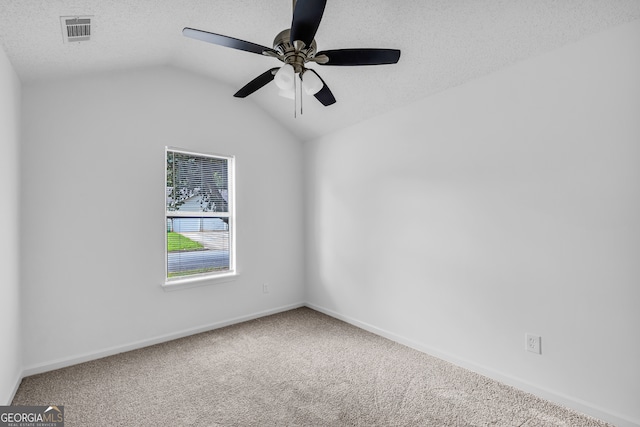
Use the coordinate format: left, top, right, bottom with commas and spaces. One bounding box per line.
4, 371, 23, 405
305, 302, 639, 427
22, 302, 305, 378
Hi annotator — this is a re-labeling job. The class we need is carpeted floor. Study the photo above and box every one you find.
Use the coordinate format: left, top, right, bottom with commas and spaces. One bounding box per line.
12, 307, 611, 426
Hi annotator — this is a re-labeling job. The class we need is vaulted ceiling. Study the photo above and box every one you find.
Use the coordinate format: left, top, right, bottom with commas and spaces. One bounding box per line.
1, 0, 639, 141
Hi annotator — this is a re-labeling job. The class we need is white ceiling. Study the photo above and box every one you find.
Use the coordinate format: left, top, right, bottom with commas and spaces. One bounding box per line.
1, 0, 639, 141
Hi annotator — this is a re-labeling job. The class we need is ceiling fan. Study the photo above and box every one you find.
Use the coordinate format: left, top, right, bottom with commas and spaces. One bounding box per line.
183, 0, 401, 108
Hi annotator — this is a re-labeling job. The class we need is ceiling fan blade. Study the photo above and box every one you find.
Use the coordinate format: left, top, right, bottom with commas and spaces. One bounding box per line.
234, 68, 280, 98
290, 0, 327, 47
183, 28, 278, 56
303, 69, 336, 106
315, 49, 401, 66
315, 84, 336, 106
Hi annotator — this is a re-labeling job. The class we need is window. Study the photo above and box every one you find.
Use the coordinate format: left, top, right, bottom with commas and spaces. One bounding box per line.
165, 147, 235, 283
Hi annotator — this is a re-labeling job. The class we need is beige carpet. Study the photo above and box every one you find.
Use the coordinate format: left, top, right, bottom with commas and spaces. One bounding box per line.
13, 307, 610, 426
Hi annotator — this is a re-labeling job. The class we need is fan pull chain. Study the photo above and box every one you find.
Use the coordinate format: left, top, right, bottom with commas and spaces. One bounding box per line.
294, 74, 297, 118
293, 74, 304, 118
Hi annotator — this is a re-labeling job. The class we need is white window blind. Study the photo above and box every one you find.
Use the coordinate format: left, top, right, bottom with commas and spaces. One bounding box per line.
165, 147, 235, 281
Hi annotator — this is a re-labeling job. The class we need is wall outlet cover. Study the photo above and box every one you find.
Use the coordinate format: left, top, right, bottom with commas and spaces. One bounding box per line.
526, 333, 542, 354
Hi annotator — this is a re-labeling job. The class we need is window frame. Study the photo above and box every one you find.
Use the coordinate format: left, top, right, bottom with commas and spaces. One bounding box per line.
163, 146, 236, 290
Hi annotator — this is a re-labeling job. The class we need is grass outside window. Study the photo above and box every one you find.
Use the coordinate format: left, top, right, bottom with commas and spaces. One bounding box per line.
167, 232, 203, 252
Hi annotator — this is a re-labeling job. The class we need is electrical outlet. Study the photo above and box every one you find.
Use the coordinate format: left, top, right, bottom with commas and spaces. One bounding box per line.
526, 333, 542, 354
263, 283, 269, 294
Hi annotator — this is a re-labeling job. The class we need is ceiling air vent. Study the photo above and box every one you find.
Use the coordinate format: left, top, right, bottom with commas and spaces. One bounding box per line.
60, 16, 92, 43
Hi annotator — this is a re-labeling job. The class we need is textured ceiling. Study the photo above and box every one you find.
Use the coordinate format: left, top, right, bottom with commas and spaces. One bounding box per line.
1, 0, 639, 141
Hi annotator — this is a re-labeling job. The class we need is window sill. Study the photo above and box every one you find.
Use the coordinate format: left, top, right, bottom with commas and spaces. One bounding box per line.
162, 272, 238, 292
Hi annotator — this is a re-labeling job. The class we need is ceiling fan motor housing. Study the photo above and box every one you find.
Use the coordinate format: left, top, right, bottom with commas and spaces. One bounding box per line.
273, 29, 317, 73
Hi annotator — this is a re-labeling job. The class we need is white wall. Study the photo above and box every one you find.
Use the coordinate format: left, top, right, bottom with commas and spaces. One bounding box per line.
0, 44, 21, 403
305, 20, 640, 427
20, 66, 305, 371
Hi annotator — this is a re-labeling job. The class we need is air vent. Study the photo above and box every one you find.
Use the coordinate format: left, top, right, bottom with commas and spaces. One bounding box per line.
60, 16, 92, 43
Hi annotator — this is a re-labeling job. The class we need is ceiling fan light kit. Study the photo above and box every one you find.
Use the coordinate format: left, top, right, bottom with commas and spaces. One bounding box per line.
182, 0, 401, 115
275, 64, 296, 90
301, 70, 323, 95
278, 88, 296, 100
